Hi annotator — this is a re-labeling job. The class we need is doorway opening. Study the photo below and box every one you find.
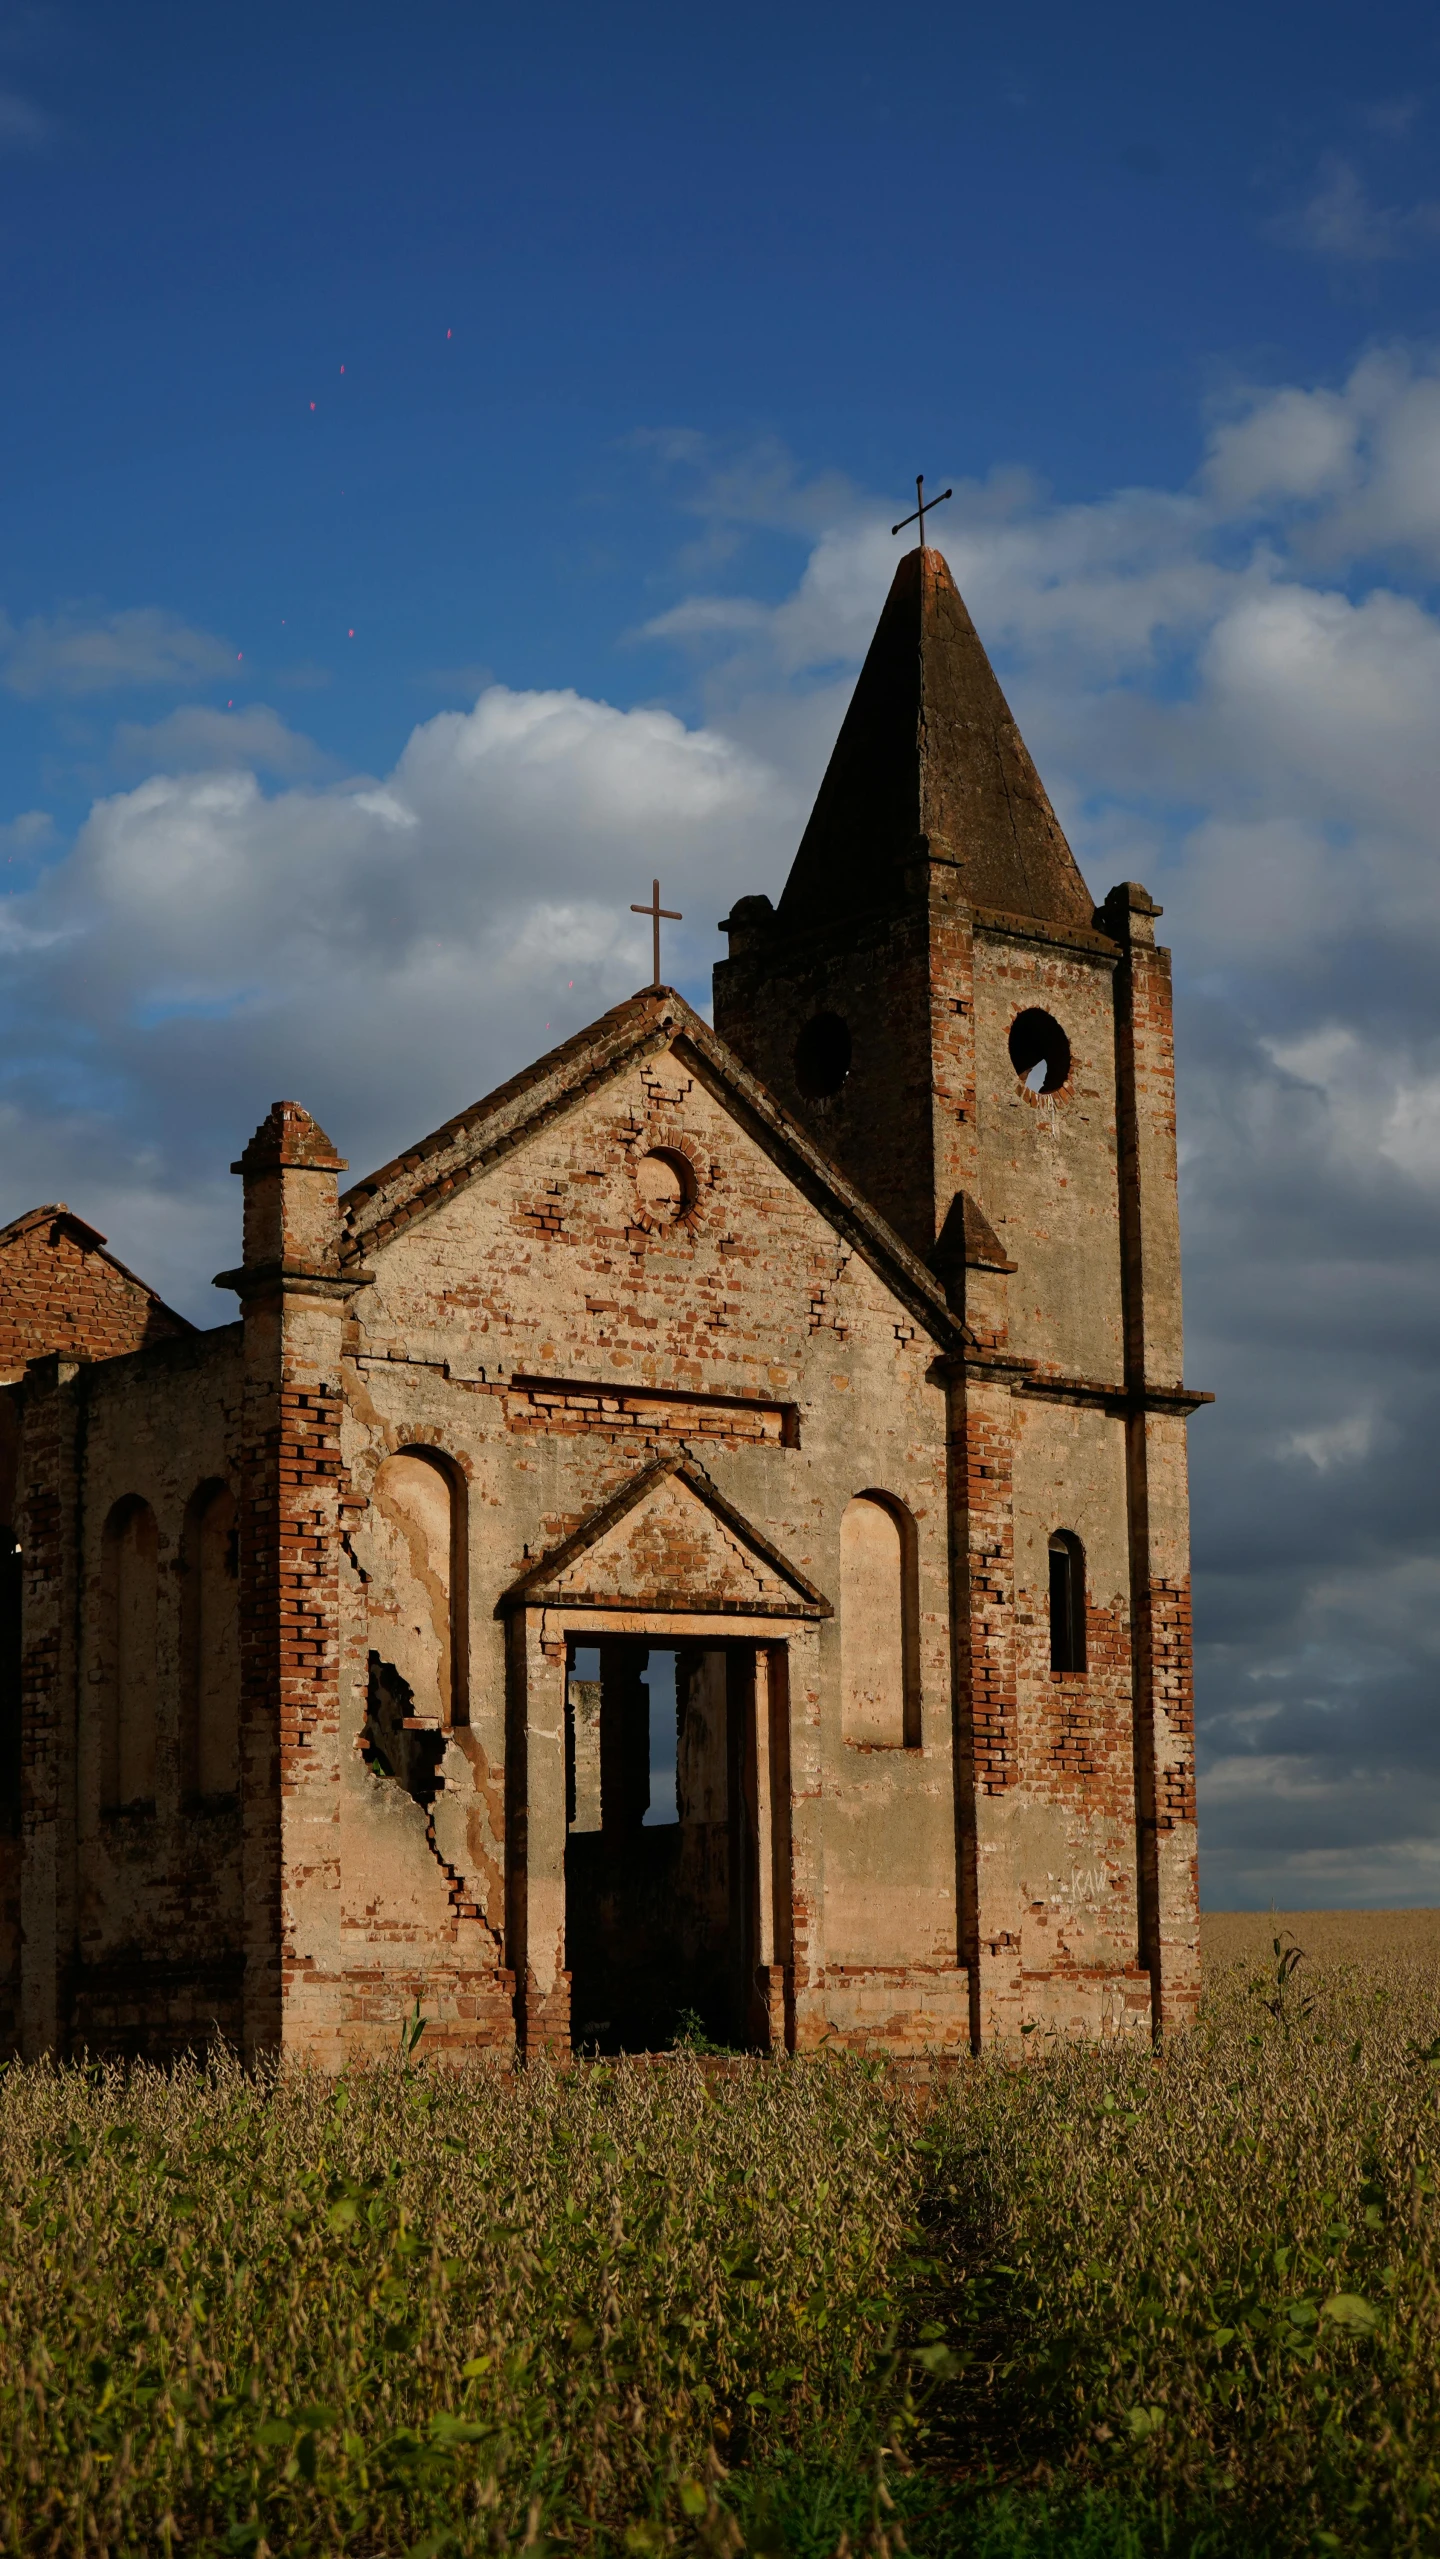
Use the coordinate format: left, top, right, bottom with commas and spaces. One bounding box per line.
564, 1638, 768, 2053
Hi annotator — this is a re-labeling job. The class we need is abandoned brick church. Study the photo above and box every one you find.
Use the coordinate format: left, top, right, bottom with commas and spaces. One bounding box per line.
0, 545, 1209, 2065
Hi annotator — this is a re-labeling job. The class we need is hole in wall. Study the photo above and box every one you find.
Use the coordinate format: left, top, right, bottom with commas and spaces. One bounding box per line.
635, 1148, 694, 1223
1009, 1008, 1071, 1095
364, 1651, 445, 1808
794, 1011, 852, 1099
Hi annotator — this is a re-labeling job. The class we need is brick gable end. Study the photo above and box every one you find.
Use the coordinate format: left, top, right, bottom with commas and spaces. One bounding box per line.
0, 1210, 191, 1379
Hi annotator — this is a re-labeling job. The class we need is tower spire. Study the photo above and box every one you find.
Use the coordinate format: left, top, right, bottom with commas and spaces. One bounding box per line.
776, 545, 1094, 934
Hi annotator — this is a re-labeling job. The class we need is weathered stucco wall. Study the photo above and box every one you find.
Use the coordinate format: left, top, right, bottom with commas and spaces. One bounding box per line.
970, 930, 1125, 1382
331, 1030, 968, 2057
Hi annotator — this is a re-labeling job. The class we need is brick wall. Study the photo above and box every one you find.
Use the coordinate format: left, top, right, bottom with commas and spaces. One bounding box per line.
0, 1208, 190, 1391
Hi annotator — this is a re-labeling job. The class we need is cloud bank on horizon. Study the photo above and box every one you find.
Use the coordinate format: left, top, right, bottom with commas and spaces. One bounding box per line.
1, 343, 1438, 1910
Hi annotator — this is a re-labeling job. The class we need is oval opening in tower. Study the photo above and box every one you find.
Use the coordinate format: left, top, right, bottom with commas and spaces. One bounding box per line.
635, 1147, 693, 1223
1008, 1008, 1071, 1095
794, 1012, 852, 1099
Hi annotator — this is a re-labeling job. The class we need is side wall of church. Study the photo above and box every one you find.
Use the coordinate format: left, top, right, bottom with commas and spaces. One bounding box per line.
15, 1328, 245, 2058
0, 1221, 193, 2055
329, 1037, 967, 2059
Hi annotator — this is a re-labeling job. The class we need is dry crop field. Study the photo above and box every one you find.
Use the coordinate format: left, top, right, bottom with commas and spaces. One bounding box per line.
1, 1913, 1438, 2557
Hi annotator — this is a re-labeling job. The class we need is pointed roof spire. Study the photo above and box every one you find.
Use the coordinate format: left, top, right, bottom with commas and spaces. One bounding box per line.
776, 547, 1095, 934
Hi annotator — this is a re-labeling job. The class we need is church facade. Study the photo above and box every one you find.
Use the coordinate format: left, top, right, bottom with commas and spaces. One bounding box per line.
0, 547, 1208, 2065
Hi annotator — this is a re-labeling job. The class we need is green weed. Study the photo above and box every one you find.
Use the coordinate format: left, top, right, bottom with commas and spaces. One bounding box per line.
924, 1950, 1440, 2554
0, 2053, 918, 2553
6, 1949, 1440, 2552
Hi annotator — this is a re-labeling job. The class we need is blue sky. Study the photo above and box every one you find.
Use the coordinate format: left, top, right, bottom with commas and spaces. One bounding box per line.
2, 0, 1440, 1906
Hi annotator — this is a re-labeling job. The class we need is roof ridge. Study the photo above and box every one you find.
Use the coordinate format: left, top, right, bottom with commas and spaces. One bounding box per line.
340, 987, 675, 1227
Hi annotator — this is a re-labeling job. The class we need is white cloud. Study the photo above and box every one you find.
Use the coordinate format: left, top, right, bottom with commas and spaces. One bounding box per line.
1203, 385, 1359, 510
1202, 1753, 1342, 1806
1203, 350, 1440, 569
1196, 581, 1440, 837
113, 704, 336, 781
2, 606, 234, 698
0, 809, 51, 858
1272, 153, 1440, 263
1263, 1028, 1440, 1189
1281, 1408, 1379, 1471
0, 682, 792, 1208
654, 477, 1231, 698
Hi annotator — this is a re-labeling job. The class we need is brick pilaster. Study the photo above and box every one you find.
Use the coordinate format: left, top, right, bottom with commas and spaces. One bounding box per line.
1104, 886, 1201, 2032
950, 1367, 1022, 2042
219, 1103, 363, 2066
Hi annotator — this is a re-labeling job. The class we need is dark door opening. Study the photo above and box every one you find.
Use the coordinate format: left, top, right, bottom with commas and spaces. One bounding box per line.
564, 1638, 762, 2053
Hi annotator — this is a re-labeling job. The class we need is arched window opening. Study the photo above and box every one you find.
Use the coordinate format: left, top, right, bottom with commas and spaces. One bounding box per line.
840, 1493, 919, 1748
1049, 1531, 1087, 1675
100, 1496, 159, 1811
362, 1449, 465, 1797
1009, 1008, 1071, 1095
181, 1480, 239, 1801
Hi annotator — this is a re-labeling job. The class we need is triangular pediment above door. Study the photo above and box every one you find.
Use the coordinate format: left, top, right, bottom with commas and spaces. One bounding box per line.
499, 1454, 831, 1620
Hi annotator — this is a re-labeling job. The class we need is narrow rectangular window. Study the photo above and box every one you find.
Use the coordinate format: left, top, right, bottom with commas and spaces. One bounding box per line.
1049, 1532, 1086, 1675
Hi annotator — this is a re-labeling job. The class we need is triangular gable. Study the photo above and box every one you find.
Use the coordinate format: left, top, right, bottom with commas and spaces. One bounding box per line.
340, 989, 968, 1358
500, 1453, 831, 1620
0, 1203, 194, 1336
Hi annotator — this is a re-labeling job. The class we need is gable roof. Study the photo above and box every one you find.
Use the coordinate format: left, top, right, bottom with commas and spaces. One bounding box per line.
0, 1203, 194, 1334
499, 1451, 832, 1618
340, 987, 970, 1356
775, 546, 1095, 937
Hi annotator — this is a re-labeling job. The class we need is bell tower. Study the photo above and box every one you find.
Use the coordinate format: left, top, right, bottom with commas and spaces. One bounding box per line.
714, 543, 1104, 1260
715, 544, 1205, 2040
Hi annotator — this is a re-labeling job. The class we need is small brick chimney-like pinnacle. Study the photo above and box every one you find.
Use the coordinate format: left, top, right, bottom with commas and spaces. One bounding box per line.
231, 1101, 347, 1178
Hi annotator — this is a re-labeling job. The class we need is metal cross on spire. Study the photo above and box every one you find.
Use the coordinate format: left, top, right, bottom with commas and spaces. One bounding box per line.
631, 877, 682, 990
891, 473, 952, 547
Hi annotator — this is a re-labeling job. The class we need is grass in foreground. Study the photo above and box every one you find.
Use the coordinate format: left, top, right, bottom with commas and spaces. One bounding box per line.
0, 2052, 917, 2554
4, 1929, 1440, 2552
920, 1929, 1440, 2557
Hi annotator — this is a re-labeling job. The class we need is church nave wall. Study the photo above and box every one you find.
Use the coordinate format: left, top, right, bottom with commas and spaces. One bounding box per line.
16, 1325, 245, 2058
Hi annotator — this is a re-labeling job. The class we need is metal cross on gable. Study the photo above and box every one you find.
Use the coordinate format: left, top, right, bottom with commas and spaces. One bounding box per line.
891, 472, 952, 546
631, 877, 682, 990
